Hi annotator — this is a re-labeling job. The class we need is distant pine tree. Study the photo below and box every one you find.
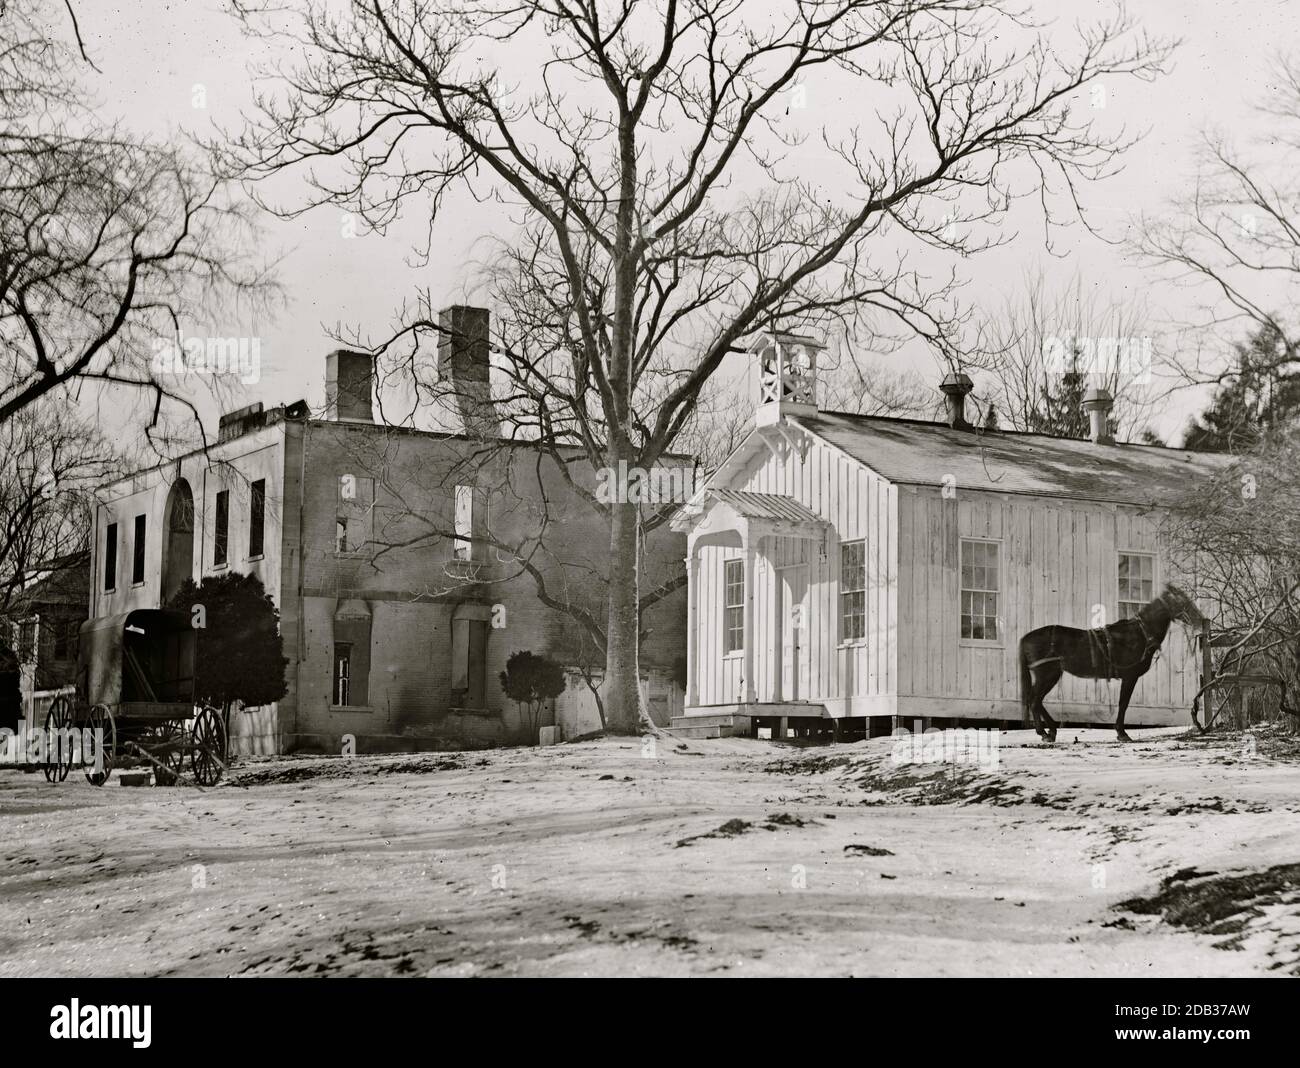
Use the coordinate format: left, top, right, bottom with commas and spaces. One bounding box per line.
1024, 346, 1120, 439
1183, 325, 1300, 453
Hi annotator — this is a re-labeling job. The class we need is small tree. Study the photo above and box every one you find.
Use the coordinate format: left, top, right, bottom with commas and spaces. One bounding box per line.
499, 651, 566, 745
1164, 432, 1300, 733
0, 641, 20, 736
166, 573, 288, 737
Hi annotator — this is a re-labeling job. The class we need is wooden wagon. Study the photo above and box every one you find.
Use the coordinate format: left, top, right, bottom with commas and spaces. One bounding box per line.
42, 609, 226, 786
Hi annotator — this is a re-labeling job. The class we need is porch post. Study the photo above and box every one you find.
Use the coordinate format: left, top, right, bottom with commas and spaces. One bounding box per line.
741, 539, 757, 705
685, 543, 699, 708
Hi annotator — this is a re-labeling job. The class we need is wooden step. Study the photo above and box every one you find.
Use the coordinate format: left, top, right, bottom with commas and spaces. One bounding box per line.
664, 724, 725, 739
669, 713, 752, 730
666, 713, 752, 739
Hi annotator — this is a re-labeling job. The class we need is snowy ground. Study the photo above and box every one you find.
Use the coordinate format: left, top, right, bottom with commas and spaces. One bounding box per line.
1, 726, 1298, 977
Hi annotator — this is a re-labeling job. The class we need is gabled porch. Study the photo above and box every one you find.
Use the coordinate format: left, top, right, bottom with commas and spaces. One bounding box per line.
672, 485, 832, 718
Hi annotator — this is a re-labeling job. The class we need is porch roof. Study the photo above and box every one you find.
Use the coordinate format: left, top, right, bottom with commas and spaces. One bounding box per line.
706, 489, 825, 525
672, 488, 829, 539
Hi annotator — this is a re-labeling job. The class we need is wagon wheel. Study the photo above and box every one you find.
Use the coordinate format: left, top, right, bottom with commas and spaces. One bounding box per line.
190, 706, 227, 786
83, 703, 116, 787
42, 694, 75, 783
149, 719, 187, 786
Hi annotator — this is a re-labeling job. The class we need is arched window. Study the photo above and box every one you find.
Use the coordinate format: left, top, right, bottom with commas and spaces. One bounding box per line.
161, 479, 195, 603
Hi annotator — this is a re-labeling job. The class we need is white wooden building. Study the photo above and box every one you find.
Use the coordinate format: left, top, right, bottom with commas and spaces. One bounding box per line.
671, 334, 1234, 738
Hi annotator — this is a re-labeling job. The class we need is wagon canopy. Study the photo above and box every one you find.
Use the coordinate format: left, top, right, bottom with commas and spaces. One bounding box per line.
78, 609, 196, 708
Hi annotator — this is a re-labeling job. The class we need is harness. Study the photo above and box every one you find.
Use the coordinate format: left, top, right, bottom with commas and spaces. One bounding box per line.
1029, 595, 1167, 676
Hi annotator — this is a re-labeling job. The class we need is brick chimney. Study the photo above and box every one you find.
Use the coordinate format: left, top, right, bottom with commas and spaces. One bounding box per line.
437, 305, 498, 437
1082, 386, 1115, 444
939, 371, 974, 430
325, 350, 374, 423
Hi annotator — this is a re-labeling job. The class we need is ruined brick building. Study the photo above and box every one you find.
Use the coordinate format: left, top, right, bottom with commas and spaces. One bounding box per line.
87, 307, 687, 754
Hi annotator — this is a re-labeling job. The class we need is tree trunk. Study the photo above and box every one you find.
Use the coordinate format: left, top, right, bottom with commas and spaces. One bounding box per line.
604, 498, 645, 733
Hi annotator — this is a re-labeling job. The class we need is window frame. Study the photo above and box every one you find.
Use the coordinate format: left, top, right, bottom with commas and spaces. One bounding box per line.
1117, 550, 1156, 621
839, 539, 867, 644
959, 537, 1002, 645
53, 618, 71, 660
131, 514, 146, 586
249, 479, 266, 559
722, 557, 745, 656
214, 489, 230, 568
103, 522, 118, 592
332, 642, 352, 707
453, 484, 474, 561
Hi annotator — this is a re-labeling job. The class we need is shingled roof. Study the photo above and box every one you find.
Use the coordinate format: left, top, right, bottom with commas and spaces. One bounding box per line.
793, 411, 1237, 509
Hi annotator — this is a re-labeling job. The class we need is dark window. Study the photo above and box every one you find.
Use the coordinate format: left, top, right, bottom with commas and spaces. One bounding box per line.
53, 619, 70, 660
214, 490, 229, 566
332, 643, 352, 706
249, 479, 266, 558
450, 616, 489, 707
104, 522, 118, 591
132, 515, 146, 585
332, 616, 371, 706
335, 517, 349, 553
16, 620, 35, 662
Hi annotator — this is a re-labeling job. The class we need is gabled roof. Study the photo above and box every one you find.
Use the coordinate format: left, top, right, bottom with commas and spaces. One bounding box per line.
14, 551, 90, 609
793, 411, 1237, 509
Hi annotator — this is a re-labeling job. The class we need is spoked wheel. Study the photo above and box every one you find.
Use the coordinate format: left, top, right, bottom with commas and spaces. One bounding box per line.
42, 694, 75, 783
83, 704, 116, 787
190, 706, 227, 787
149, 719, 187, 786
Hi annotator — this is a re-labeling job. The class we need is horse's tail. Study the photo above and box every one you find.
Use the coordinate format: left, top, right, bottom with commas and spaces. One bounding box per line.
1019, 641, 1033, 721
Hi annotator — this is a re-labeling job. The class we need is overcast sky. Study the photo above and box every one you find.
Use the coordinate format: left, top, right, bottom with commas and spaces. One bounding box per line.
74, 0, 1300, 445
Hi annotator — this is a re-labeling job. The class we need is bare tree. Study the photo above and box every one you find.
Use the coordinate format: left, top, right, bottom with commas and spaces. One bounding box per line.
967, 266, 1158, 438
0, 0, 275, 439
229, 0, 1172, 731
0, 402, 118, 627
1135, 53, 1300, 400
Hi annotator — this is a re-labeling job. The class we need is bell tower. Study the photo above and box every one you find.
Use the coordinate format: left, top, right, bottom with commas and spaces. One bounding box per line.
753, 331, 823, 426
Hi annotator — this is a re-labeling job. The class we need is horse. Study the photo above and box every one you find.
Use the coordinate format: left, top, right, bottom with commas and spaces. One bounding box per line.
1018, 584, 1206, 743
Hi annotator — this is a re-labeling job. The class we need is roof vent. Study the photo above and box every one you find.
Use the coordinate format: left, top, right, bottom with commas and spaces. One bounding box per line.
1082, 386, 1115, 444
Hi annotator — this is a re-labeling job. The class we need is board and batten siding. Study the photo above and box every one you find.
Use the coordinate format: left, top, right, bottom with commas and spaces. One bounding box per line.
896, 487, 1199, 725
693, 434, 898, 715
